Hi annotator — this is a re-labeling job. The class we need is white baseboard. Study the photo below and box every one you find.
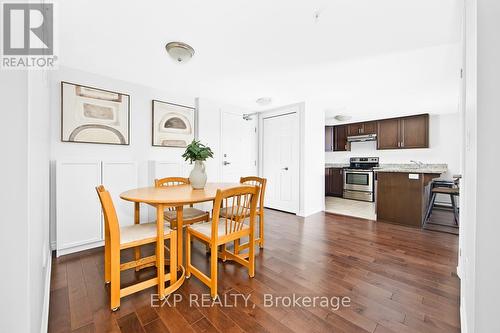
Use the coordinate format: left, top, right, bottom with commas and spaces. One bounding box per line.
460, 297, 468, 333
40, 249, 52, 333
50, 241, 56, 251
56, 240, 104, 257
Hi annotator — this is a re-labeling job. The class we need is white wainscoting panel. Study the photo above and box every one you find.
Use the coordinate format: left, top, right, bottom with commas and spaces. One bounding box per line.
56, 161, 102, 254
102, 161, 139, 227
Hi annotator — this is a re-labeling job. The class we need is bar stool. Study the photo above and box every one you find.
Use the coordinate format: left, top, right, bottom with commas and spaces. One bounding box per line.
425, 176, 460, 225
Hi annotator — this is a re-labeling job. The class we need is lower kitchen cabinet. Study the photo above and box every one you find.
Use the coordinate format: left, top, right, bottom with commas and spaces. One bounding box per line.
325, 167, 344, 197
376, 171, 440, 227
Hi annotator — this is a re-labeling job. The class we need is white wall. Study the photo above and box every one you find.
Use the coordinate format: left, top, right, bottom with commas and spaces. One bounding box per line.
474, 0, 500, 326
326, 113, 461, 179
0, 71, 30, 333
304, 102, 326, 216
48, 66, 251, 245
0, 69, 51, 332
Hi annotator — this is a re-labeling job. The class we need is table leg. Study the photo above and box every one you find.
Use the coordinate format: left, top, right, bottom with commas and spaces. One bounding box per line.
134, 202, 141, 271
156, 204, 165, 299
176, 206, 183, 270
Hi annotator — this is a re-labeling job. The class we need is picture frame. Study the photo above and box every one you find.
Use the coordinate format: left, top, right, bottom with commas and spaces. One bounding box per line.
61, 81, 130, 145
152, 99, 196, 148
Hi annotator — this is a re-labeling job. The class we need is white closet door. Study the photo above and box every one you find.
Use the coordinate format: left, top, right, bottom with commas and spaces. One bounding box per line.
102, 161, 139, 227
56, 161, 102, 250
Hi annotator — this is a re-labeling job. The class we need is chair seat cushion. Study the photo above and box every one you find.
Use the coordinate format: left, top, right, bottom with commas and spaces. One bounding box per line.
120, 222, 172, 245
189, 220, 250, 238
164, 207, 208, 221
432, 187, 459, 195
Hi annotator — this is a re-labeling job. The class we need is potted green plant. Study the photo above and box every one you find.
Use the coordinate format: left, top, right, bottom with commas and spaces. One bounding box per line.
182, 139, 214, 189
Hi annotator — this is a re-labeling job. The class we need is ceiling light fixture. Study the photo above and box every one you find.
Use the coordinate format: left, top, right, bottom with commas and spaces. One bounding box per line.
334, 115, 352, 122
165, 41, 195, 63
256, 97, 272, 106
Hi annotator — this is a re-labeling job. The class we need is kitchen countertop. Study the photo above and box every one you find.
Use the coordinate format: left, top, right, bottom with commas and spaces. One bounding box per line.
325, 163, 447, 174
325, 163, 349, 168
373, 163, 447, 174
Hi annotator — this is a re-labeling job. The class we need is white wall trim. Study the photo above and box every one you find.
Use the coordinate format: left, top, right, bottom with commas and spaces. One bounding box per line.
56, 240, 104, 257
460, 298, 468, 333
40, 249, 52, 333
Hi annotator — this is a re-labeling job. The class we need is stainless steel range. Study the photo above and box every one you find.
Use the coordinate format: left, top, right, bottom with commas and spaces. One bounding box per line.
343, 157, 379, 202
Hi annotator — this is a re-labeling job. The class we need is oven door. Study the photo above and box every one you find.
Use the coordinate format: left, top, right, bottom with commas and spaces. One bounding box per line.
343, 170, 373, 192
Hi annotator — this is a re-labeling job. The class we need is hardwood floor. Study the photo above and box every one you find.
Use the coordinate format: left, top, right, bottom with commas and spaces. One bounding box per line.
49, 209, 460, 333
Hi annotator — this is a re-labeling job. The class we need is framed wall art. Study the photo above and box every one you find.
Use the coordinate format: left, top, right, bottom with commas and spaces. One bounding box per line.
61, 81, 130, 145
152, 100, 196, 148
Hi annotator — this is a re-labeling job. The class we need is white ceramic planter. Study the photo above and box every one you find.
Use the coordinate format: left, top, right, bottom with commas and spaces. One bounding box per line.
189, 161, 207, 189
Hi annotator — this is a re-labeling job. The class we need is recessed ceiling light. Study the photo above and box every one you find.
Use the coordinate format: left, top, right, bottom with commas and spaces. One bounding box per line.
334, 115, 352, 121
165, 41, 195, 63
256, 97, 272, 106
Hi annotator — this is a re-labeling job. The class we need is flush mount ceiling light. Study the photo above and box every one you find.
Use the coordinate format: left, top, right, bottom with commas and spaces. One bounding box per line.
165, 41, 195, 63
334, 115, 352, 121
256, 97, 272, 106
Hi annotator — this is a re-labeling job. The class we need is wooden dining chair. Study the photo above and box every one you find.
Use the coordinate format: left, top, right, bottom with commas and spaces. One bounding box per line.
186, 185, 260, 299
155, 177, 210, 228
219, 176, 267, 254
96, 185, 177, 311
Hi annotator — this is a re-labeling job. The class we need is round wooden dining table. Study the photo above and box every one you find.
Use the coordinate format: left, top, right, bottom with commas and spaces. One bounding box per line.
120, 182, 240, 297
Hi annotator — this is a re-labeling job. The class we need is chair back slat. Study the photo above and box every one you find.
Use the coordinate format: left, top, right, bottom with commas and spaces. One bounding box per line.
155, 177, 190, 187
213, 185, 260, 240
155, 177, 190, 210
240, 176, 267, 209
96, 185, 120, 244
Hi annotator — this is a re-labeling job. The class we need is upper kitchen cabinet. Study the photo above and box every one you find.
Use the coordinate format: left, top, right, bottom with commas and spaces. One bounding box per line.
325, 126, 334, 152
334, 125, 349, 151
377, 114, 429, 150
377, 118, 400, 149
362, 121, 377, 134
347, 123, 363, 136
347, 121, 377, 136
400, 114, 429, 148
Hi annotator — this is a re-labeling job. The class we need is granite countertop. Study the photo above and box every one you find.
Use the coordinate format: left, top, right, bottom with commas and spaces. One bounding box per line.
325, 163, 448, 174
373, 164, 448, 174
325, 163, 349, 168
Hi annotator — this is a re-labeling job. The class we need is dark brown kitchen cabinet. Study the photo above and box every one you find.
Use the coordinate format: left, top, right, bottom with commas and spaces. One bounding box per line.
325, 168, 343, 197
377, 118, 400, 149
334, 125, 349, 151
400, 114, 429, 148
377, 114, 429, 150
325, 126, 334, 151
362, 121, 377, 134
347, 123, 363, 136
347, 121, 377, 136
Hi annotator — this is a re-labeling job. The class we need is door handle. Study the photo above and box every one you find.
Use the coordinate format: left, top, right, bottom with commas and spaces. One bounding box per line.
282, 167, 289, 171
223, 161, 231, 165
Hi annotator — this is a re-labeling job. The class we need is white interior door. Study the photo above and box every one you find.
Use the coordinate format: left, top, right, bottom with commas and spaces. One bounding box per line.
221, 112, 258, 183
262, 111, 299, 213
